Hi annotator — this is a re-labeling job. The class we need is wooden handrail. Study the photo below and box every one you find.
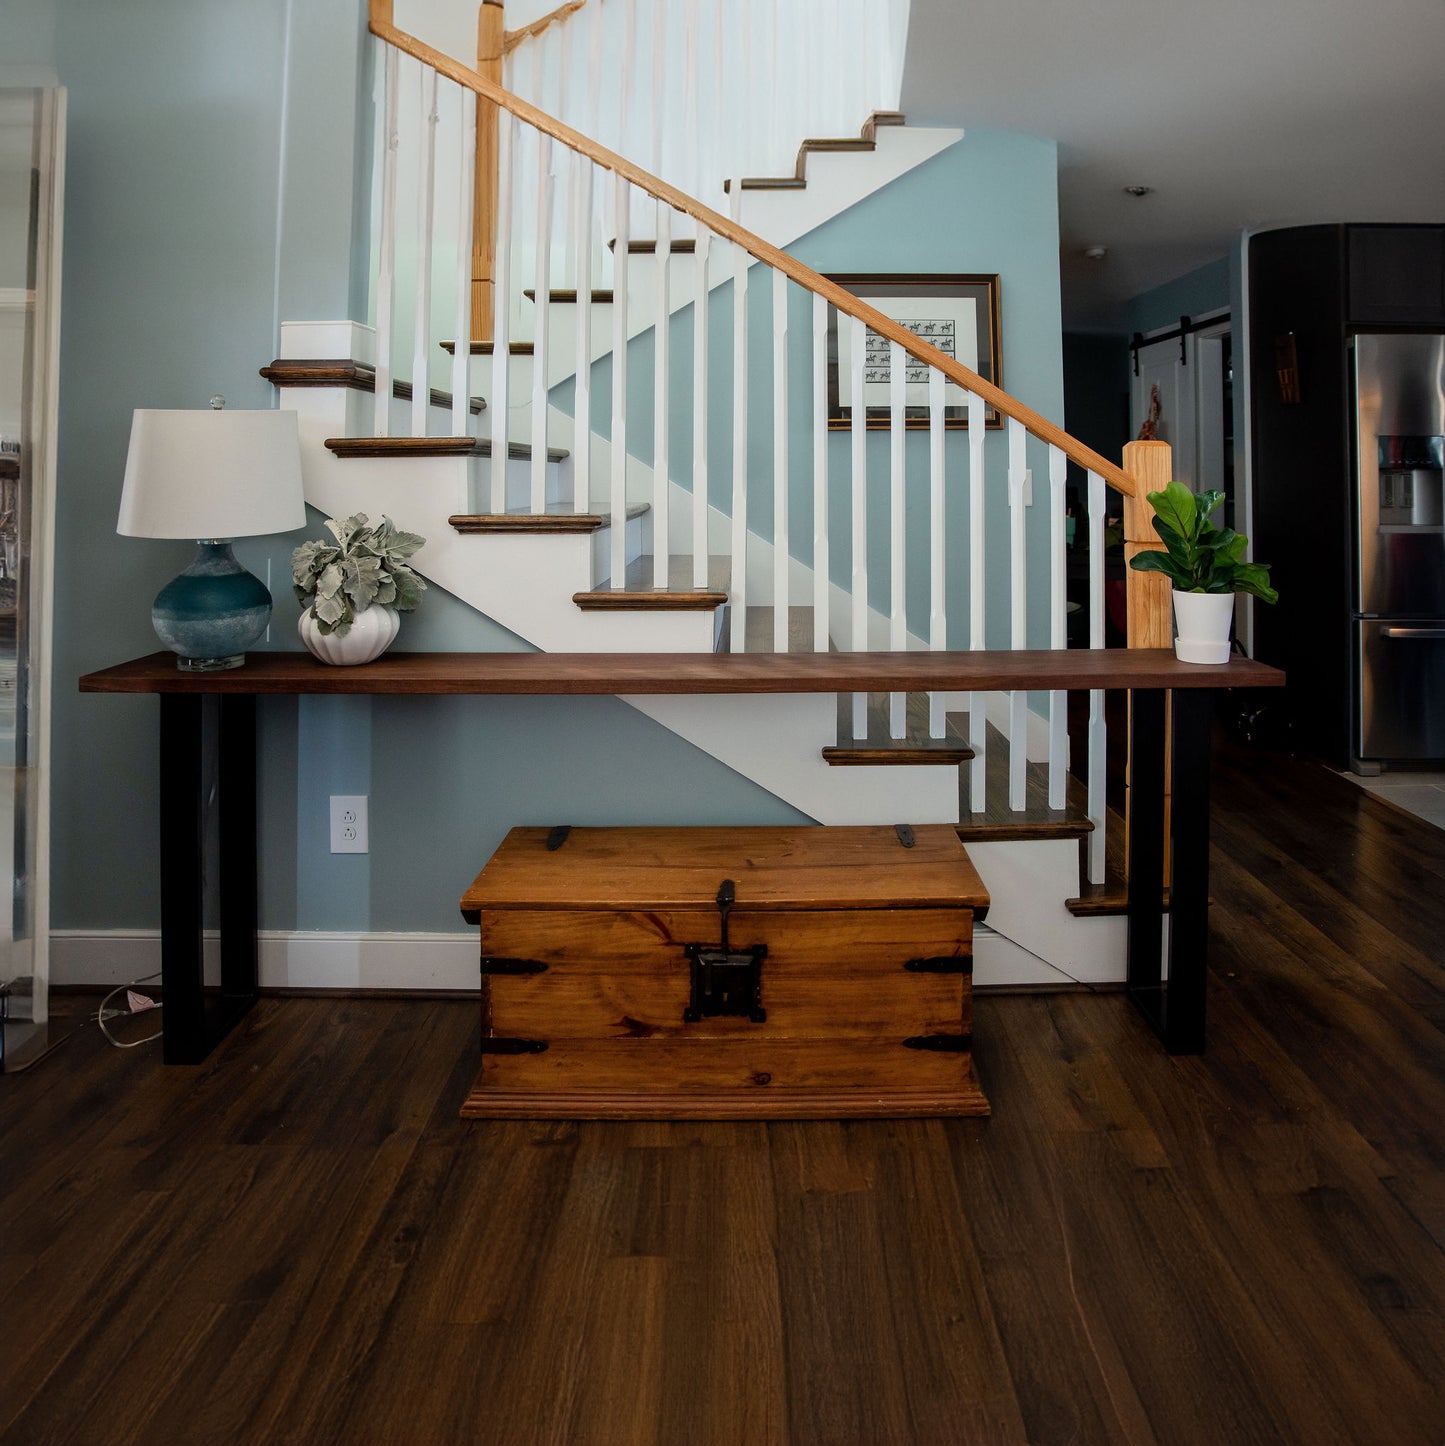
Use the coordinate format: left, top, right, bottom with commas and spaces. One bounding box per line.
367, 2, 1137, 498
502, 0, 591, 55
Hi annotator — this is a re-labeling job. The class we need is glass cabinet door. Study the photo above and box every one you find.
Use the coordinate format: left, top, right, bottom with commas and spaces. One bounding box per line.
0, 86, 62, 1070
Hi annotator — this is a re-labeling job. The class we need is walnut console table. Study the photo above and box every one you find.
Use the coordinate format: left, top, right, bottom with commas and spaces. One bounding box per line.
80, 648, 1284, 1064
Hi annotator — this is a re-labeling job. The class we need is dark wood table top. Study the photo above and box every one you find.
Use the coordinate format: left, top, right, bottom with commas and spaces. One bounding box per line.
80, 649, 1286, 696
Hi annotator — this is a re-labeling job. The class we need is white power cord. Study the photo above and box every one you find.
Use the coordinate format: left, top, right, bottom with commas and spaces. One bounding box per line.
93, 972, 164, 1048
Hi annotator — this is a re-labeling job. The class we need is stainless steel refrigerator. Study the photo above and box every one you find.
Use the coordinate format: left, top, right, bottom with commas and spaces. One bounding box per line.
1353, 333, 1445, 768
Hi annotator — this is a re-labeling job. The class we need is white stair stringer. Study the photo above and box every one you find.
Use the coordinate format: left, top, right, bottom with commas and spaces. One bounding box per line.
729, 124, 964, 252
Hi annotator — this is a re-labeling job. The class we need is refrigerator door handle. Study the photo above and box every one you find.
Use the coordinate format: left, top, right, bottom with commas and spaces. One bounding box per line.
1382, 626, 1445, 640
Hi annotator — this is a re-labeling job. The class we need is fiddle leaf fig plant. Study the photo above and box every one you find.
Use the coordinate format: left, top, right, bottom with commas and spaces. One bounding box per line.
292, 513, 426, 636
1128, 481, 1278, 605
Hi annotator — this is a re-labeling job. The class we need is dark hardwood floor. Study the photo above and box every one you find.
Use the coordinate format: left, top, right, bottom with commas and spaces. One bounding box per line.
2, 739, 1443, 1444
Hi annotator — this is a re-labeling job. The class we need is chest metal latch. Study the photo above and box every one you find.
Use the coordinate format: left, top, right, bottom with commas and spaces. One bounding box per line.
683, 878, 767, 1023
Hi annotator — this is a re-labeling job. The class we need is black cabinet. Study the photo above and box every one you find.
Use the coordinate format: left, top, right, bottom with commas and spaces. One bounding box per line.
1248, 222, 1445, 767
1348, 225, 1445, 327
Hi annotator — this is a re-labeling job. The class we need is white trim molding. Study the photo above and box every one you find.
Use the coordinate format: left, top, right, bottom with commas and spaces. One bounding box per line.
52, 920, 1125, 994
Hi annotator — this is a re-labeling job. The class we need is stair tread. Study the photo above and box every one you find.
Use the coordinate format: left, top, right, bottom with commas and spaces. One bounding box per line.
824, 695, 975, 764
440, 340, 535, 356
721, 113, 909, 193
611, 239, 699, 255
724, 177, 807, 192
324, 435, 569, 463
260, 359, 486, 415
1064, 879, 1172, 917
575, 553, 730, 609
523, 289, 614, 304
450, 502, 648, 535
958, 728, 1095, 840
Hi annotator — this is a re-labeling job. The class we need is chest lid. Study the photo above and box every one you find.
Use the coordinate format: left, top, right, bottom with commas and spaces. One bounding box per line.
461, 824, 988, 920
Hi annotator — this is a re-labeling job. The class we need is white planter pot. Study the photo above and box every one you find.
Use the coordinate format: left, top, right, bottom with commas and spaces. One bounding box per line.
1172, 590, 1234, 664
298, 604, 400, 665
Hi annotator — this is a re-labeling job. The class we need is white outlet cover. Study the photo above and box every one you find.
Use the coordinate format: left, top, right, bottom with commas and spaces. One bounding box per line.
329, 795, 369, 854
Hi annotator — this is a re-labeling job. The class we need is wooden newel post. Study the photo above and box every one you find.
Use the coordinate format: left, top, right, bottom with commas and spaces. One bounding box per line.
472, 0, 506, 343
1122, 439, 1174, 649
1121, 439, 1175, 888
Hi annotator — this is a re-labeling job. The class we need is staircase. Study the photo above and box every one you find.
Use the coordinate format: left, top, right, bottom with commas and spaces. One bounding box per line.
262, 3, 1173, 988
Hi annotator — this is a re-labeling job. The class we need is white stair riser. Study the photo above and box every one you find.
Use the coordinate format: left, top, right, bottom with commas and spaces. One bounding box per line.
966, 840, 1126, 985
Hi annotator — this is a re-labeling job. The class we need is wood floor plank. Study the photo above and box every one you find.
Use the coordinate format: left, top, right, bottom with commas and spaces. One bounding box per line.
3, 737, 1443, 1444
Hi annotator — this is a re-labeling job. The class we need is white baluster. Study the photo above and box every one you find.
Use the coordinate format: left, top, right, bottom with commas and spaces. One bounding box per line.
773, 268, 789, 650
967, 390, 986, 811
889, 338, 905, 739
651, 0, 666, 179
812, 291, 829, 652
586, 1, 604, 155
1007, 417, 1028, 810
653, 201, 671, 588
742, 0, 756, 176
849, 314, 867, 738
572, 152, 594, 513
1048, 444, 1068, 809
451, 87, 476, 440
558, 16, 575, 129
713, 0, 726, 212
620, 0, 636, 213
530, 144, 553, 515
489, 108, 515, 512
874, 0, 888, 112
374, 45, 400, 438
557, 24, 575, 285
685, 0, 700, 205
1087, 468, 1107, 884
730, 217, 749, 650
611, 171, 630, 587
411, 67, 439, 440
692, 230, 711, 583
768, 0, 781, 175
519, 42, 543, 289
928, 365, 946, 736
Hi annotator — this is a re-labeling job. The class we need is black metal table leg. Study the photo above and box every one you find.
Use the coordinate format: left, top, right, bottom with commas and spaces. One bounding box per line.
1163, 688, 1212, 1053
1126, 689, 1167, 1005
1126, 686, 1214, 1053
158, 693, 258, 1064
218, 695, 260, 1022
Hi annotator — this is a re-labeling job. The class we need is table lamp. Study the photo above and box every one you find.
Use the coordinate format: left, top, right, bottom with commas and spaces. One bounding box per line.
118, 398, 306, 670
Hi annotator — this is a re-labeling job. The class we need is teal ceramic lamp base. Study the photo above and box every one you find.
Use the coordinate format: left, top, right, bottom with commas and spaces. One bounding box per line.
152, 541, 272, 671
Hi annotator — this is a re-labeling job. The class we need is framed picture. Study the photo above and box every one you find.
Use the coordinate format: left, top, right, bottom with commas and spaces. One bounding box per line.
825, 273, 1002, 430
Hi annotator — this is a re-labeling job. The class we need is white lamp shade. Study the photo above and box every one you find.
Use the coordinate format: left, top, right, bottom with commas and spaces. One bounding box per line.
118, 408, 307, 539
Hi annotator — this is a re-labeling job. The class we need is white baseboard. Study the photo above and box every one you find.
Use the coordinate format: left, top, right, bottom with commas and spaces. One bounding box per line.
52, 927, 1114, 993
51, 930, 478, 992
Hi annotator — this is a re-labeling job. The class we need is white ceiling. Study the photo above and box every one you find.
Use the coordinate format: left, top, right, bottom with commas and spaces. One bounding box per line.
901, 0, 1445, 331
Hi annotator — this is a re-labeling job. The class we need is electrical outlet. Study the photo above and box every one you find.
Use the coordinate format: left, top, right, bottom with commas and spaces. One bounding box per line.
330, 795, 369, 854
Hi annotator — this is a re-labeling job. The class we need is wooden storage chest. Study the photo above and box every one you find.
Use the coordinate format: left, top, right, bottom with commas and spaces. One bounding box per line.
458, 824, 990, 1119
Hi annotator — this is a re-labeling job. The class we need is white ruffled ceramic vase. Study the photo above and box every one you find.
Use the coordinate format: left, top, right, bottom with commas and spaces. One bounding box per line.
298, 604, 400, 665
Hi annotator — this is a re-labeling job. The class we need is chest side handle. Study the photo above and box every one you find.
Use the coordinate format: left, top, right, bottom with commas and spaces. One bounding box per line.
904, 955, 973, 976
902, 1033, 973, 1052
480, 956, 549, 976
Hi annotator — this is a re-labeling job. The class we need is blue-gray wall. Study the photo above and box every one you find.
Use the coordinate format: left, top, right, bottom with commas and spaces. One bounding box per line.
7, 4, 1066, 937
1126, 256, 1231, 337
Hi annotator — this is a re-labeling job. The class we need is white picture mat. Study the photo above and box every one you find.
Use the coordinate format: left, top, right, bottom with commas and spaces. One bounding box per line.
837, 297, 980, 412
